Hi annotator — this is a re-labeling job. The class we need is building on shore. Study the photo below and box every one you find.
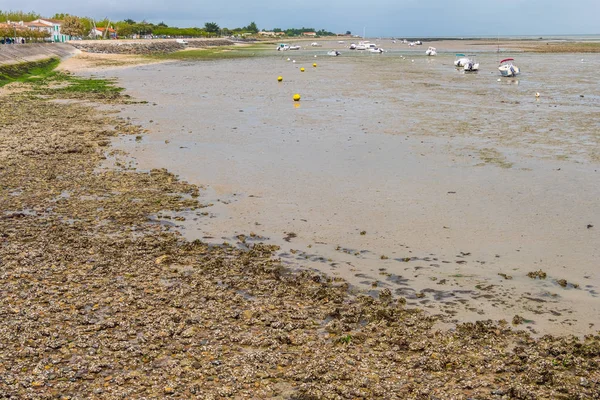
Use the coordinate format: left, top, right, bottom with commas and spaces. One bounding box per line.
29, 19, 70, 42
91, 27, 117, 39
258, 31, 285, 37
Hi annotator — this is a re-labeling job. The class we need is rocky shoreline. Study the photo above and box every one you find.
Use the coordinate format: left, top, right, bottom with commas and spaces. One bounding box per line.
70, 39, 234, 55
0, 71, 599, 399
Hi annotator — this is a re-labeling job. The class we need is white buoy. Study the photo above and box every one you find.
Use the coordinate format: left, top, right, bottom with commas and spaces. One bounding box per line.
411, 60, 414, 63
314, 55, 317, 58
497, 78, 502, 82
535, 92, 540, 98
292, 60, 296, 63
287, 58, 291, 61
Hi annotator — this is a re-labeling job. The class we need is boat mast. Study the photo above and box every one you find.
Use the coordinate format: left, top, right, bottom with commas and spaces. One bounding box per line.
363, 26, 366, 39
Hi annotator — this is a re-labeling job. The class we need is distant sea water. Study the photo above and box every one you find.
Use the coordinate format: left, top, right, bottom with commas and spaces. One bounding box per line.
382, 34, 600, 41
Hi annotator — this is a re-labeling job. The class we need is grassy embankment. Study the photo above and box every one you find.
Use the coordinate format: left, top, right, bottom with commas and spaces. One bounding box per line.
0, 58, 60, 87
0, 57, 124, 97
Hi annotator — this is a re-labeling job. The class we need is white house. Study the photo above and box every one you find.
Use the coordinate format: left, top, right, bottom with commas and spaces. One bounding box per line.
30, 19, 70, 42
91, 27, 117, 39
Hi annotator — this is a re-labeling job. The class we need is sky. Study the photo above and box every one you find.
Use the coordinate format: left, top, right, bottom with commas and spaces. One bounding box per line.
16, 0, 600, 37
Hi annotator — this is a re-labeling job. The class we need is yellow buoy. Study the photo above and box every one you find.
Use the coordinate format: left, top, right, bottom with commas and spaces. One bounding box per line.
300, 67, 305, 72
277, 76, 283, 82
293, 94, 301, 101
313, 63, 317, 67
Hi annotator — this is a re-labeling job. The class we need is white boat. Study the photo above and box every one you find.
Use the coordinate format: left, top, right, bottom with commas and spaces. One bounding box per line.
463, 55, 479, 72
355, 41, 369, 50
356, 41, 379, 50
310, 42, 322, 47
277, 43, 290, 51
425, 46, 437, 56
498, 58, 520, 77
349, 43, 357, 50
327, 50, 341, 56
454, 53, 470, 67
289, 45, 301, 50
368, 47, 384, 53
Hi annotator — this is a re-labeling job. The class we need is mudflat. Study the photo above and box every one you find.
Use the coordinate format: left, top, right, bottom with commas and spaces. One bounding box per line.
102, 45, 600, 337
0, 45, 599, 398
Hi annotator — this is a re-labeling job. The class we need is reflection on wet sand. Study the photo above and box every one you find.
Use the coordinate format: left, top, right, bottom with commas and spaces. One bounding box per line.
104, 47, 599, 336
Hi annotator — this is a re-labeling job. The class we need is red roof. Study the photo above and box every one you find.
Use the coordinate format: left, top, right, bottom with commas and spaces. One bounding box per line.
96, 27, 116, 33
25, 22, 49, 27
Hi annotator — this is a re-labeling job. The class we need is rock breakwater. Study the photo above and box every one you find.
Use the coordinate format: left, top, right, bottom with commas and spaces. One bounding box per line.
70, 39, 234, 55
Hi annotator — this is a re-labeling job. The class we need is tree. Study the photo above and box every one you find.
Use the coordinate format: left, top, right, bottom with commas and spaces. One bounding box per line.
245, 21, 258, 33
61, 15, 85, 37
115, 21, 134, 37
132, 20, 153, 36
157, 21, 168, 27
0, 10, 40, 22
204, 22, 220, 35
124, 18, 136, 25
346, 31, 351, 35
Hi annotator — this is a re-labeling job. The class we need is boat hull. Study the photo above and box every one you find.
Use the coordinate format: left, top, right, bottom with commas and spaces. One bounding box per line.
464, 62, 479, 72
499, 65, 520, 77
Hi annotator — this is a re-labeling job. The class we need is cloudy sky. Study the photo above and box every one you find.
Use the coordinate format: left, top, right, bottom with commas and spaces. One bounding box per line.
22, 0, 600, 36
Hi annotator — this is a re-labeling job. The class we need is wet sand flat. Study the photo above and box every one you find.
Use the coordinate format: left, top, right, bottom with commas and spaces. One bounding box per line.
2, 49, 600, 398
103, 48, 600, 336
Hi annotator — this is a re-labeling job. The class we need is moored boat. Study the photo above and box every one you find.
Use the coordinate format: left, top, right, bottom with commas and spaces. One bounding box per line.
454, 53, 469, 67
426, 46, 437, 56
463, 55, 479, 72
498, 58, 520, 77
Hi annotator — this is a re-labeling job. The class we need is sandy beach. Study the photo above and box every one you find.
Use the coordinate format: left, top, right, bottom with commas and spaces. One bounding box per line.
1, 41, 599, 398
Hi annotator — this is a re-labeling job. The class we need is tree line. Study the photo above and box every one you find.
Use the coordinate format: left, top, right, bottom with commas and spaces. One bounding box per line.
1, 10, 337, 39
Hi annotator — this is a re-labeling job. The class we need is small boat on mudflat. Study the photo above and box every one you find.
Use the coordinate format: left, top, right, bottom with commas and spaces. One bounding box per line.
463, 55, 479, 72
498, 58, 520, 77
454, 53, 469, 67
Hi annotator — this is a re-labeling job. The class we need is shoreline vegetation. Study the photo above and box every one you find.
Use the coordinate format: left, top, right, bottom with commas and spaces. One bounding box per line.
0, 58, 60, 86
0, 56, 599, 398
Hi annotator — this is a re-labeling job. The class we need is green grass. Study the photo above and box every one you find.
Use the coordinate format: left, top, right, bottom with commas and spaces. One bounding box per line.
0, 57, 124, 97
0, 58, 60, 87
151, 44, 272, 61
